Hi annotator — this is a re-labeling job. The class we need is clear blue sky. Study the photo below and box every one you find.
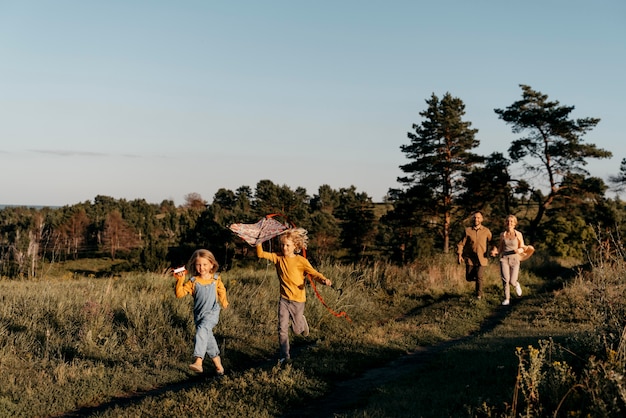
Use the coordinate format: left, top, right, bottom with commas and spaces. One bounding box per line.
1, 1, 624, 207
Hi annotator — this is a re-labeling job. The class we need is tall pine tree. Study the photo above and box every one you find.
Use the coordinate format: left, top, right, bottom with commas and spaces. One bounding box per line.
394, 92, 483, 254
495, 85, 612, 240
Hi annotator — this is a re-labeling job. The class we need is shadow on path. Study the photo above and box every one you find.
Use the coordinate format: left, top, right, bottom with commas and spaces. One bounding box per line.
50, 344, 307, 418
51, 373, 217, 418
281, 304, 511, 418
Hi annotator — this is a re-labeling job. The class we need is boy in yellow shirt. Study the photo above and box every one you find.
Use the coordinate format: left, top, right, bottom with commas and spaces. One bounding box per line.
256, 228, 332, 362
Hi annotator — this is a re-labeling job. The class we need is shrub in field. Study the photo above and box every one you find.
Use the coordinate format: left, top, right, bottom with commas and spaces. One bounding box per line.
512, 257, 626, 417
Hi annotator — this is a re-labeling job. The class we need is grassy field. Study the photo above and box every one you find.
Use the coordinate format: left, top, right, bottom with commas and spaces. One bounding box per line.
0, 254, 624, 417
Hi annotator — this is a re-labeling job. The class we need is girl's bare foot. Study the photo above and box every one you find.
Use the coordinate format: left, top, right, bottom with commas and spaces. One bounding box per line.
212, 355, 225, 375
189, 357, 203, 373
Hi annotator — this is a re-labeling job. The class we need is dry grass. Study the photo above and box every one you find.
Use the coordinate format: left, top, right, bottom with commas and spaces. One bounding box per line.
0, 254, 624, 417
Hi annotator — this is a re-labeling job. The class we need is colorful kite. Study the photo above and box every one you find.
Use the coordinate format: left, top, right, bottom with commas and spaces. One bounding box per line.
229, 217, 289, 246
230, 214, 351, 322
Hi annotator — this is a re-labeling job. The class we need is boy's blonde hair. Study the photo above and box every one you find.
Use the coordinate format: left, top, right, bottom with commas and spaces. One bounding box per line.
188, 249, 219, 275
279, 228, 308, 253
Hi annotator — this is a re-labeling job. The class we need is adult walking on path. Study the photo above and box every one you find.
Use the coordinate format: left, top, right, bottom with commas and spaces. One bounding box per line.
457, 211, 496, 300
492, 214, 534, 306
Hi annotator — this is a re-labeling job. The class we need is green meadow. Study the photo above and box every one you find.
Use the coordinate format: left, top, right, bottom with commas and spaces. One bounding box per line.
1, 253, 624, 417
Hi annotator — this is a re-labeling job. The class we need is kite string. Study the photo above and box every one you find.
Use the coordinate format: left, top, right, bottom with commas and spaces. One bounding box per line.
251, 213, 352, 322
250, 239, 273, 299
307, 275, 352, 322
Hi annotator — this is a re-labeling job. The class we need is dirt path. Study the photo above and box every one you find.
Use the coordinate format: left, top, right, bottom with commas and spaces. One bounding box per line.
282, 342, 459, 417
281, 306, 509, 417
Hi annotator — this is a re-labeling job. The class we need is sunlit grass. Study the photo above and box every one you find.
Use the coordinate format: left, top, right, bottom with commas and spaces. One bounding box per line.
0, 256, 481, 417
0, 254, 623, 416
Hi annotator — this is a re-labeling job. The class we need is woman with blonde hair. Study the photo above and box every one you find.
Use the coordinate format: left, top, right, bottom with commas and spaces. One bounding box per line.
493, 215, 529, 306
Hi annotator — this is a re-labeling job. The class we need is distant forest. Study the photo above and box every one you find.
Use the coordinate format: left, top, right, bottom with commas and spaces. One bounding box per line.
2, 85, 625, 278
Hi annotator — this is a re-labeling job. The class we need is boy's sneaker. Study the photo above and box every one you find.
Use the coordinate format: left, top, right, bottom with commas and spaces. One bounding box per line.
302, 315, 310, 337
515, 283, 522, 297
502, 299, 510, 306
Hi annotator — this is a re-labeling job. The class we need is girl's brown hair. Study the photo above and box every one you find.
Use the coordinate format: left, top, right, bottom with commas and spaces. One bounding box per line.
187, 249, 219, 275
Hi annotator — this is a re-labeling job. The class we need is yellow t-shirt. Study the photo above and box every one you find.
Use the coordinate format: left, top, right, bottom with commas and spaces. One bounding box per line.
256, 245, 328, 303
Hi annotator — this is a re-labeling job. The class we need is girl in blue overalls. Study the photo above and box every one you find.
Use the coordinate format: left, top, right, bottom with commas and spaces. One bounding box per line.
174, 249, 229, 375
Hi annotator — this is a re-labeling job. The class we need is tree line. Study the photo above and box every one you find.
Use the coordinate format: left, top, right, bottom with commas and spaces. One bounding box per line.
1, 85, 624, 278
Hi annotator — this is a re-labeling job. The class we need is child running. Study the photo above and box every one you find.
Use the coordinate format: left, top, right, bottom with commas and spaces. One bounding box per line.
256, 228, 332, 363
174, 249, 229, 375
